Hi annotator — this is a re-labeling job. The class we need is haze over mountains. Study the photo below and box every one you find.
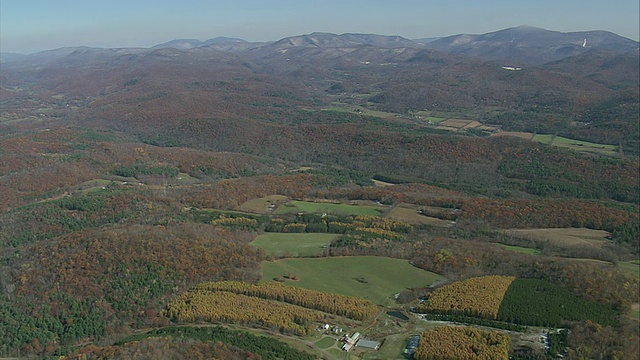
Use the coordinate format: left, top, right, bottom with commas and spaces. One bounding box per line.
2, 25, 638, 154
2, 26, 638, 63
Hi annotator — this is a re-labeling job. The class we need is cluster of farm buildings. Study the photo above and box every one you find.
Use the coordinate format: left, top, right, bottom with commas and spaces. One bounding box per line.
340, 332, 381, 352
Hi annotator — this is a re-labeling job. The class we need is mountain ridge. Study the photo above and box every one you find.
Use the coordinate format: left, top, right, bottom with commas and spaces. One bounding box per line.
423, 25, 639, 64
3, 25, 637, 61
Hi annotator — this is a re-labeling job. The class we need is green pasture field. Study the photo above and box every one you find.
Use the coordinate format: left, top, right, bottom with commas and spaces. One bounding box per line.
532, 134, 555, 144
499, 244, 542, 255
618, 260, 640, 277
251, 233, 340, 257
552, 136, 618, 155
533, 134, 618, 156
322, 106, 398, 119
261, 256, 443, 305
424, 116, 446, 123
414, 110, 466, 120
315, 336, 337, 349
275, 200, 385, 216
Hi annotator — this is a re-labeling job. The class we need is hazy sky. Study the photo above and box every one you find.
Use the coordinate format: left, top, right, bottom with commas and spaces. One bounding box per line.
1, 0, 639, 53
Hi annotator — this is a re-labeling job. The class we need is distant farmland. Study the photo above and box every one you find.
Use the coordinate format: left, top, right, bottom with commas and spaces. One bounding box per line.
493, 132, 619, 156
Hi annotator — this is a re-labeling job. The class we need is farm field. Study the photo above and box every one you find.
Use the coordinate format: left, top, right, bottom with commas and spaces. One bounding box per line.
315, 336, 337, 349
417, 275, 516, 319
492, 131, 535, 140
618, 260, 640, 277
251, 233, 339, 257
261, 256, 443, 305
502, 228, 611, 250
532, 134, 619, 156
532, 134, 555, 144
414, 110, 467, 123
551, 136, 618, 156
385, 203, 454, 226
275, 200, 385, 216
499, 244, 542, 255
491, 133, 619, 156
239, 195, 289, 214
192, 207, 266, 220
322, 105, 401, 119
497, 278, 619, 327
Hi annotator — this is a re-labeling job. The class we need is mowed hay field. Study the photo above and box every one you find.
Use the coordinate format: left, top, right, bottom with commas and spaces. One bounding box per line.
385, 203, 453, 226
251, 233, 339, 257
502, 228, 611, 250
261, 256, 443, 305
492, 131, 535, 141
239, 195, 288, 214
532, 134, 619, 156
275, 200, 385, 216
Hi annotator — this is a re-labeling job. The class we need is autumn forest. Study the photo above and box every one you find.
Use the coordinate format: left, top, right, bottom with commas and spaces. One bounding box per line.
1, 27, 639, 359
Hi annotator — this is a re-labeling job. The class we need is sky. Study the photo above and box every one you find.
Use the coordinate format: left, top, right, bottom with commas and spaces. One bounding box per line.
1, 0, 639, 54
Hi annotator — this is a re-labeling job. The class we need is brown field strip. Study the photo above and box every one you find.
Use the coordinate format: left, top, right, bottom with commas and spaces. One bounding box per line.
503, 228, 611, 249
492, 131, 535, 140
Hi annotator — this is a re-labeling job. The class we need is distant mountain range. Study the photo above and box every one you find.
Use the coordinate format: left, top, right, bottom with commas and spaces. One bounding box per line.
1, 25, 637, 154
152, 37, 247, 50
3, 26, 636, 65
422, 25, 640, 64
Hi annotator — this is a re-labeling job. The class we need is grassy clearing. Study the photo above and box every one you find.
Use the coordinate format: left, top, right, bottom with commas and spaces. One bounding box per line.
424, 116, 446, 123
552, 136, 618, 156
618, 260, 640, 277
195, 208, 265, 220
493, 131, 535, 141
502, 228, 611, 250
385, 204, 453, 227
239, 195, 288, 214
75, 179, 113, 194
276, 200, 385, 216
414, 110, 466, 121
533, 134, 619, 156
261, 256, 443, 306
499, 244, 542, 255
175, 172, 200, 184
533, 134, 555, 144
322, 106, 397, 119
251, 233, 339, 257
315, 336, 337, 349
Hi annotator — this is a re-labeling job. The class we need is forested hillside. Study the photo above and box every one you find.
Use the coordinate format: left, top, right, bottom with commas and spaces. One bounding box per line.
1, 28, 638, 359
